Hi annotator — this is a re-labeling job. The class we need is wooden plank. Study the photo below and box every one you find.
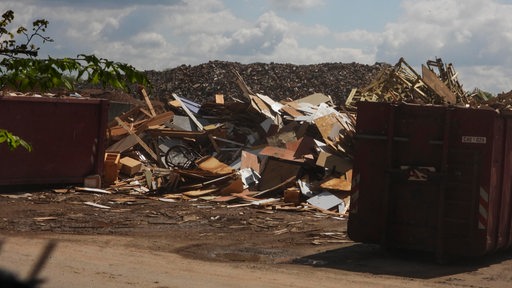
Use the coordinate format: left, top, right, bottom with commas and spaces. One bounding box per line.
136, 111, 174, 133
219, 178, 244, 195
211, 195, 237, 202
196, 156, 234, 175
285, 136, 316, 159
108, 125, 131, 138
139, 87, 157, 117
116, 117, 158, 161
139, 108, 153, 118
315, 150, 352, 174
84, 201, 111, 209
422, 64, 457, 104
281, 104, 304, 118
241, 150, 260, 172
183, 188, 218, 197
320, 173, 352, 191
250, 95, 271, 114
313, 113, 343, 144
215, 94, 224, 104
257, 158, 301, 191
146, 127, 207, 138
107, 134, 138, 153
75, 187, 112, 194
345, 88, 358, 108
291, 93, 331, 106
259, 146, 304, 163
255, 93, 283, 113
233, 69, 254, 101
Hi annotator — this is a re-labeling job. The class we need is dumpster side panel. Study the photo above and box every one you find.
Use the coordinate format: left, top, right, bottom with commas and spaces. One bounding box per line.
349, 102, 507, 258
0, 96, 108, 185
384, 104, 446, 252
500, 116, 512, 249
446, 108, 498, 257
347, 102, 392, 243
488, 118, 505, 252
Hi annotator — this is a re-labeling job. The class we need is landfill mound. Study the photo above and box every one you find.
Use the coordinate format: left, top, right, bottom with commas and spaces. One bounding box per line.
144, 60, 390, 105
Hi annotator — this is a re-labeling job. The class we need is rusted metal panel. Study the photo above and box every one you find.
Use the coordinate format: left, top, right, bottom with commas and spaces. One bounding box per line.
0, 95, 108, 185
348, 101, 512, 260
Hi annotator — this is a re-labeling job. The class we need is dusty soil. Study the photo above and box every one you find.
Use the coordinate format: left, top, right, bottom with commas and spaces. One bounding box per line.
1, 189, 512, 287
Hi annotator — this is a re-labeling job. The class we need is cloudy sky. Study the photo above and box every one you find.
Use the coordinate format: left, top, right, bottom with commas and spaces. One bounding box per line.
3, 0, 512, 94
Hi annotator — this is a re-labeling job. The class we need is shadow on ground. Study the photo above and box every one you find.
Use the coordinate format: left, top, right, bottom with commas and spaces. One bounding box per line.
291, 243, 512, 279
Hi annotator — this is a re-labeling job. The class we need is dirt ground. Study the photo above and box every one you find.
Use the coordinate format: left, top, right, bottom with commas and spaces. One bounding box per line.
1, 189, 512, 287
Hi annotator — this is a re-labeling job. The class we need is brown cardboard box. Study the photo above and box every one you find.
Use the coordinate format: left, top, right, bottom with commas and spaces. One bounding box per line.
103, 152, 121, 185
120, 157, 142, 176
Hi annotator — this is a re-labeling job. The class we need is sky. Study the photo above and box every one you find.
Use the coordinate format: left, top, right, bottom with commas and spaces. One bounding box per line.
2, 0, 512, 95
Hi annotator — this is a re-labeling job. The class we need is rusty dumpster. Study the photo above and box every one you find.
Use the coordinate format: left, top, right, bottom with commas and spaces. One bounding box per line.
348, 101, 512, 260
0, 95, 108, 186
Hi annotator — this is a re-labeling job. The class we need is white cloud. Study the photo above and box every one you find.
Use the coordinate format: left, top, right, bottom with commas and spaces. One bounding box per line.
130, 32, 167, 48
227, 12, 287, 55
3, 0, 512, 93
334, 30, 383, 49
458, 65, 512, 94
186, 33, 232, 56
268, 0, 325, 11
163, 0, 245, 35
374, 0, 512, 92
272, 38, 374, 64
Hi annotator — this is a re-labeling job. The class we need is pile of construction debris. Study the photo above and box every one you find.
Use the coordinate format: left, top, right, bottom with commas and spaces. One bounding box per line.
100, 77, 354, 217
345, 57, 471, 108
344, 57, 512, 109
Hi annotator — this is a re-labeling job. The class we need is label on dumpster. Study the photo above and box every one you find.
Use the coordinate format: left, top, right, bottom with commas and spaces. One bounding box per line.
462, 136, 486, 144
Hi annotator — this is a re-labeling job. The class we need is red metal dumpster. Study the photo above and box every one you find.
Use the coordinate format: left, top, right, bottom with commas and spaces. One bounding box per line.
348, 101, 512, 260
0, 95, 108, 186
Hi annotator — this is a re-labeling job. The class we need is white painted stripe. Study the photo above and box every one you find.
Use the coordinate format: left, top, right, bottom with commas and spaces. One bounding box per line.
478, 186, 488, 230
480, 186, 488, 203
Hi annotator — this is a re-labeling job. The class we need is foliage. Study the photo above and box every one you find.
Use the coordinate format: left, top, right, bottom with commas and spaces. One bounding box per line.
0, 9, 150, 152
0, 9, 52, 58
0, 10, 149, 92
0, 129, 31, 151
0, 55, 149, 91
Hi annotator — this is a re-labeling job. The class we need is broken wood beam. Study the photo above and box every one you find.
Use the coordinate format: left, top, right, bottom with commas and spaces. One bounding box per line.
139, 86, 157, 117
115, 117, 158, 161
146, 127, 207, 139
